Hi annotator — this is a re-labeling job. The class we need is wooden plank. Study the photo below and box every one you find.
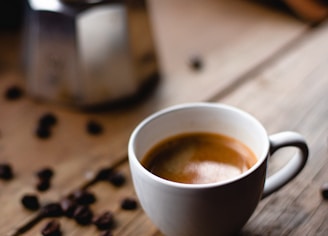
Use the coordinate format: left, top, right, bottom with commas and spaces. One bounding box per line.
215, 21, 328, 235
148, 0, 307, 104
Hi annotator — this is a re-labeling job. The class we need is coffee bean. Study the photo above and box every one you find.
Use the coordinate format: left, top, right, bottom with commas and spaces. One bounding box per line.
121, 197, 138, 210
36, 167, 54, 180
93, 211, 115, 230
321, 182, 328, 199
86, 120, 103, 135
95, 168, 125, 187
36, 126, 52, 139
35, 113, 57, 139
99, 230, 113, 236
41, 220, 62, 236
95, 167, 114, 181
35, 167, 54, 191
108, 172, 126, 187
5, 85, 23, 100
0, 163, 14, 180
189, 55, 203, 71
21, 194, 40, 211
72, 189, 96, 205
36, 178, 51, 192
73, 205, 93, 225
41, 203, 64, 217
60, 198, 78, 218
39, 113, 57, 128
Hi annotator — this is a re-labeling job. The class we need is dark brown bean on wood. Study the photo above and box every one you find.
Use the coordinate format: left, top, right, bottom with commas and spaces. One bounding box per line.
73, 205, 93, 225
93, 211, 115, 230
0, 163, 14, 180
321, 182, 328, 199
41, 220, 62, 236
21, 194, 40, 211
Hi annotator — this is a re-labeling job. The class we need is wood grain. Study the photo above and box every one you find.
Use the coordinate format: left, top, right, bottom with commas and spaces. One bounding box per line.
2, 0, 326, 235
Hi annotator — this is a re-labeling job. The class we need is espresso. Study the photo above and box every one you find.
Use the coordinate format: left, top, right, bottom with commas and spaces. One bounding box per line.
141, 132, 257, 184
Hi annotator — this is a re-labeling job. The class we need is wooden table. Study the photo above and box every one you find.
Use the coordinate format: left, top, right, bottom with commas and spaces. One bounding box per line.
1, 0, 328, 235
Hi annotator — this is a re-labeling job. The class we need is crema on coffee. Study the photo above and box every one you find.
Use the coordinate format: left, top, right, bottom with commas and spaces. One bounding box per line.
141, 132, 257, 184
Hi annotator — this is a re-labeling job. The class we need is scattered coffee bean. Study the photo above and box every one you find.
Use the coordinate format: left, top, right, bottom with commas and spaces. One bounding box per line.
36, 126, 52, 139
36, 167, 54, 180
41, 220, 62, 236
93, 211, 115, 230
41, 203, 64, 217
35, 167, 54, 191
5, 85, 23, 100
121, 197, 138, 210
39, 113, 58, 128
36, 178, 51, 192
21, 194, 40, 211
86, 120, 103, 135
35, 113, 58, 139
108, 172, 126, 187
321, 182, 328, 199
73, 205, 94, 225
72, 189, 96, 205
0, 163, 14, 180
189, 55, 203, 71
95, 167, 114, 181
60, 197, 78, 218
100, 230, 113, 236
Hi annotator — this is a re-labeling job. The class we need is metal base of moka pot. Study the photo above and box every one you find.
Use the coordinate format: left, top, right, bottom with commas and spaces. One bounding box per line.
22, 0, 160, 109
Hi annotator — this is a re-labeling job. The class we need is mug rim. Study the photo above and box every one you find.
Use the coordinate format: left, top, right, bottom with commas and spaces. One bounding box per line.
128, 102, 269, 189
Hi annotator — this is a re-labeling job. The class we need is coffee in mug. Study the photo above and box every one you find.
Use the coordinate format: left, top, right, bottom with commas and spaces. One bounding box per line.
141, 132, 257, 184
128, 103, 308, 236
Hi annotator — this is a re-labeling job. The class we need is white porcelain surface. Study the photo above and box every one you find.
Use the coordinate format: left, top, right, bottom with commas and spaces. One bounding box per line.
128, 103, 308, 236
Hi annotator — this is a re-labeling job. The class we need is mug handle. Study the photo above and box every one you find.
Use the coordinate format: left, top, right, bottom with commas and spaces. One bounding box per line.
262, 131, 309, 198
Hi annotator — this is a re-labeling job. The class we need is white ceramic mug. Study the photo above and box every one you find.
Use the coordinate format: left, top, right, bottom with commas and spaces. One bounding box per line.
128, 103, 309, 236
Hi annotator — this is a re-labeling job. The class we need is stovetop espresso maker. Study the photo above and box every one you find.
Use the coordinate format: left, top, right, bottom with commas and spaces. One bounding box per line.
23, 0, 159, 108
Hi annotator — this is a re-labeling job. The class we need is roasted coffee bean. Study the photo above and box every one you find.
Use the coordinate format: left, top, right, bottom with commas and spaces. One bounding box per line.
73, 205, 93, 225
5, 85, 23, 100
189, 55, 203, 71
41, 203, 64, 217
93, 211, 115, 230
0, 163, 13, 180
36, 167, 54, 180
35, 167, 53, 192
39, 113, 57, 128
86, 120, 103, 135
60, 198, 78, 218
99, 230, 113, 236
21, 194, 40, 211
72, 189, 96, 205
36, 126, 52, 139
36, 178, 51, 192
95, 167, 114, 181
108, 172, 126, 187
121, 197, 138, 210
321, 182, 328, 199
41, 220, 62, 236
36, 113, 57, 139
